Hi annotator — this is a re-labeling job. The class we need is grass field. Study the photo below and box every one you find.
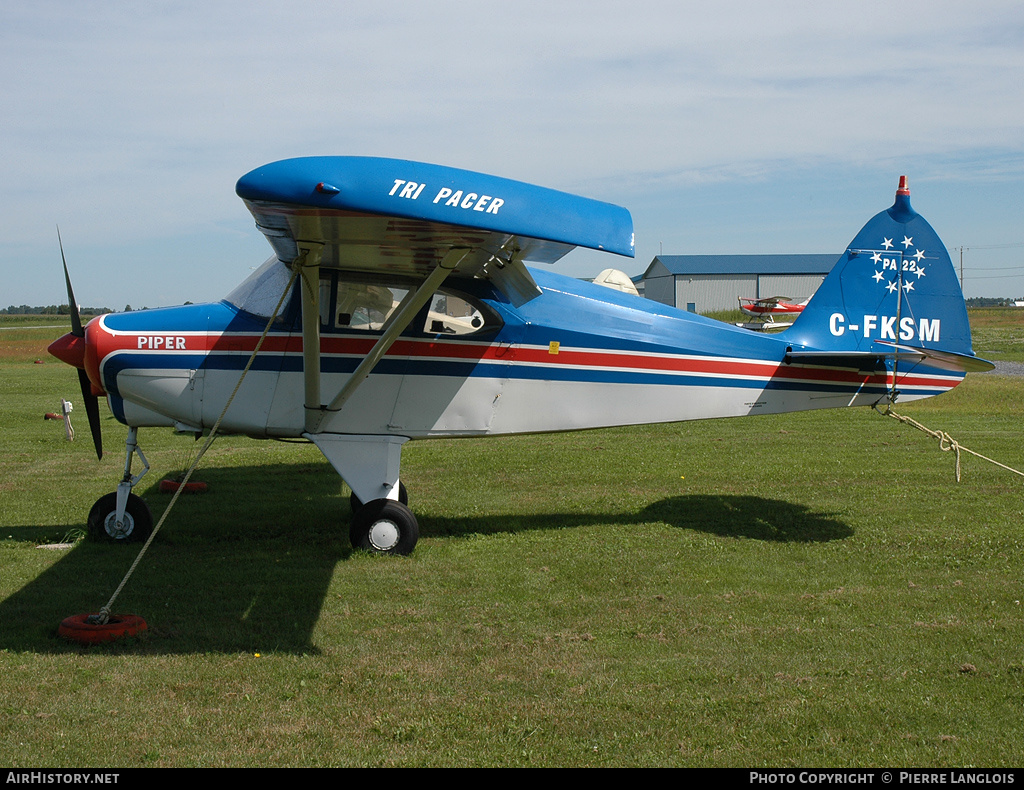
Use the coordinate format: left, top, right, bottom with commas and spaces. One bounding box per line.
1, 312, 1022, 767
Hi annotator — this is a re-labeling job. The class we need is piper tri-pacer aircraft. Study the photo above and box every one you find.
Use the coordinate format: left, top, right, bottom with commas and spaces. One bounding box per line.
49, 158, 992, 555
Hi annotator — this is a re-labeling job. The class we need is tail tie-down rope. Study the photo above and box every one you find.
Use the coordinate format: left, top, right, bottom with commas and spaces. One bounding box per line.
875, 405, 1024, 484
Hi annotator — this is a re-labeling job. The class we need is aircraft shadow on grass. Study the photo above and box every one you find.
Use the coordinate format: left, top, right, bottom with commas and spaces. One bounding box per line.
0, 463, 851, 655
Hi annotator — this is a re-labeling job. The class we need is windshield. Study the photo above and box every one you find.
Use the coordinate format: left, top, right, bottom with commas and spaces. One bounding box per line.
224, 256, 294, 318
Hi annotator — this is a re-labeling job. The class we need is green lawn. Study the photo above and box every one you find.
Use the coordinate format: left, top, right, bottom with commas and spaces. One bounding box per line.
0, 315, 1021, 767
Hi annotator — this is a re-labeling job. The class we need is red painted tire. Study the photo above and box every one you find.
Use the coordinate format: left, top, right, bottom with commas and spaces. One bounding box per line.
58, 613, 147, 645
159, 479, 208, 494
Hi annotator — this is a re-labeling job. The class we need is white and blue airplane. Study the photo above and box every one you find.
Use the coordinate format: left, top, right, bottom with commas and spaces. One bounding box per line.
49, 158, 992, 555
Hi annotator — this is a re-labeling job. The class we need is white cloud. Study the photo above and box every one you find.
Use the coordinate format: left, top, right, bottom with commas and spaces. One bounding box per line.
3, 0, 1023, 306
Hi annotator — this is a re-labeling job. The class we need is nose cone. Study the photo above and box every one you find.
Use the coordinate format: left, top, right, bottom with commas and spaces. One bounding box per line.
48, 331, 87, 369
48, 319, 106, 396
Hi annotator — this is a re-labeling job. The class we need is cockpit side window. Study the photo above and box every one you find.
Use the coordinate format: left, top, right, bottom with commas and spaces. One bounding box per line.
318, 272, 499, 336
423, 292, 487, 335
320, 277, 411, 331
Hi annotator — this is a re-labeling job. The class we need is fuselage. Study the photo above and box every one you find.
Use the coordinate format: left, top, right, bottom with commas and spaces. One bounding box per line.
76, 262, 963, 441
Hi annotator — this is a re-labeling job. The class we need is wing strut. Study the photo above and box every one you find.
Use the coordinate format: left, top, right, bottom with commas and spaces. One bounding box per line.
306, 246, 471, 433
295, 242, 325, 433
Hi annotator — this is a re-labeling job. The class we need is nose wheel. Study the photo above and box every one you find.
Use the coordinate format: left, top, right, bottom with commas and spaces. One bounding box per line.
349, 498, 419, 556
87, 426, 153, 543
87, 491, 153, 542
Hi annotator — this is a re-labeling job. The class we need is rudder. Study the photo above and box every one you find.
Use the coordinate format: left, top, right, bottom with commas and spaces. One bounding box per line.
787, 177, 977, 362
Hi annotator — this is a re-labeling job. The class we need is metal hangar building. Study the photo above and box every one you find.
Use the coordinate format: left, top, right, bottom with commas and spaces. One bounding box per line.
639, 254, 837, 314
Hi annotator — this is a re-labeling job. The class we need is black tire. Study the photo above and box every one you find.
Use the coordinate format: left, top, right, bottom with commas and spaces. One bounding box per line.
87, 492, 153, 543
350, 480, 408, 512
349, 498, 419, 555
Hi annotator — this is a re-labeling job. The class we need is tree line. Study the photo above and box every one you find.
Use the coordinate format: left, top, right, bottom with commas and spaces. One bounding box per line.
964, 297, 1023, 308
1, 305, 129, 315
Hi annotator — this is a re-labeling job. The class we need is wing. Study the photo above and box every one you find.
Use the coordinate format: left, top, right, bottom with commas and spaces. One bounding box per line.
236, 156, 634, 305
235, 157, 635, 435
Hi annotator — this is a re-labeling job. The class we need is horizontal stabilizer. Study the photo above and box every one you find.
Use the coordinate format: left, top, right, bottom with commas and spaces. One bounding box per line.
787, 344, 994, 373
874, 341, 994, 372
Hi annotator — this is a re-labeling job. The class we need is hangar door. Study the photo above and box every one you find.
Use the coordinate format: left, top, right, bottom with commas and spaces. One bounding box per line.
677, 274, 756, 314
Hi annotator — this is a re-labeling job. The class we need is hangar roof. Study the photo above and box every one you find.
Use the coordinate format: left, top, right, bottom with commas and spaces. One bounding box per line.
644, 254, 837, 277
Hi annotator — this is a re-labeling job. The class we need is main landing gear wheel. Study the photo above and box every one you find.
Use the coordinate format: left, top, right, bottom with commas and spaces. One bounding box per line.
349, 480, 408, 512
349, 498, 419, 556
87, 492, 153, 543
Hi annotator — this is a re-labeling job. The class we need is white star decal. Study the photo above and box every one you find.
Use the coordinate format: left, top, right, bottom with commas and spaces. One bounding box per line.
887, 280, 899, 293
872, 251, 882, 264
903, 280, 915, 292
873, 270, 885, 282
914, 249, 926, 262
915, 267, 927, 279
902, 236, 914, 248
882, 238, 894, 249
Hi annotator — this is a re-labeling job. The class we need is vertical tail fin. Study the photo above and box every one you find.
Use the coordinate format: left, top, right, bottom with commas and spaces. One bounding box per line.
788, 177, 985, 370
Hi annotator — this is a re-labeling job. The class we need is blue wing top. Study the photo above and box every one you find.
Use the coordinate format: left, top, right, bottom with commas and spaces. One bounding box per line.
236, 157, 635, 275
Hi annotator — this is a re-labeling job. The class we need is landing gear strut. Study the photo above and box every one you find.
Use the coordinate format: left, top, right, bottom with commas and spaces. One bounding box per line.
349, 480, 408, 512
306, 433, 420, 555
87, 427, 153, 543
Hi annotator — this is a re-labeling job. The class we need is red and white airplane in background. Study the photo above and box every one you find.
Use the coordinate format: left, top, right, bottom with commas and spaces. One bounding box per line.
738, 295, 811, 319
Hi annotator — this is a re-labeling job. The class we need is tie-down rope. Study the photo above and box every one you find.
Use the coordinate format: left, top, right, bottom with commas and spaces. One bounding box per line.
874, 404, 1024, 484
93, 265, 301, 625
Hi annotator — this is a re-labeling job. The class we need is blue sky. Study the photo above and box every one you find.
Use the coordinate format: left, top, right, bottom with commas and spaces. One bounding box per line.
3, 1, 1023, 309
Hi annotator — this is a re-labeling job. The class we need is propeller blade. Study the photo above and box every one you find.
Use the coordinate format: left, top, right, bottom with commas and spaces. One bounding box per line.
55, 229, 103, 459
58, 227, 83, 338
77, 369, 103, 460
